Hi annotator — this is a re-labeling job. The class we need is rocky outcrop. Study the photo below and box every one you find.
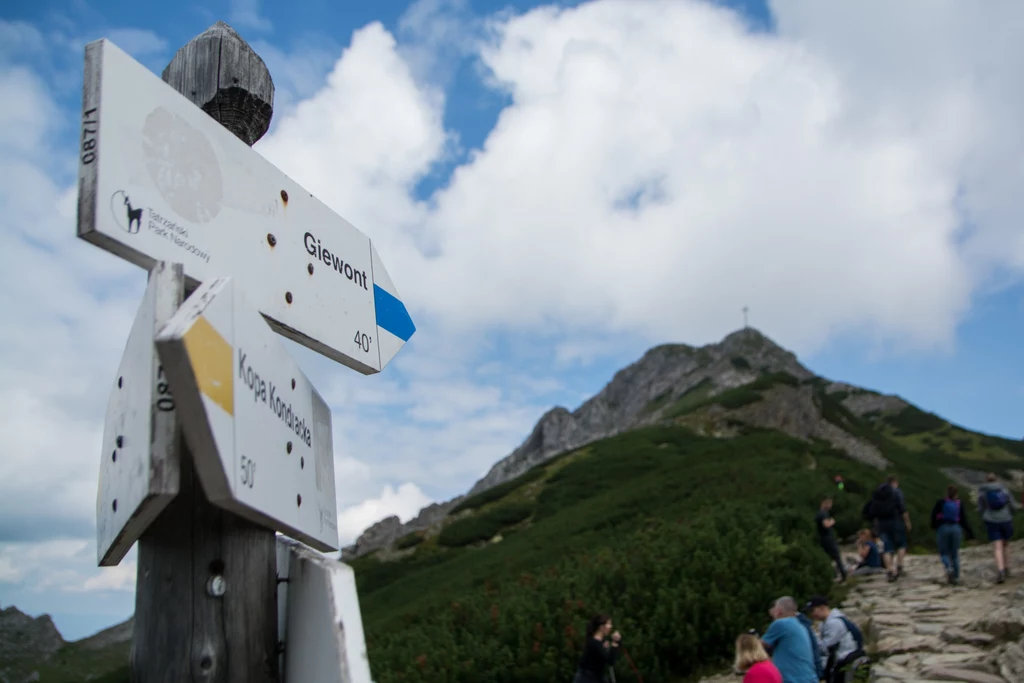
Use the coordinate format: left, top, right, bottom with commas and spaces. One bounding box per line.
341, 498, 464, 560
469, 328, 814, 496
0, 606, 63, 661
345, 327, 927, 559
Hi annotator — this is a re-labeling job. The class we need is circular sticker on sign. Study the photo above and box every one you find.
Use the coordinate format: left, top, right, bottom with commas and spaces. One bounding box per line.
142, 106, 224, 224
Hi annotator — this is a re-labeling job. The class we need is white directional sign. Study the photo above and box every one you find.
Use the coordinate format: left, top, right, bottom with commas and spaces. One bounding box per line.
97, 262, 183, 566
276, 537, 373, 683
155, 277, 339, 551
77, 38, 415, 375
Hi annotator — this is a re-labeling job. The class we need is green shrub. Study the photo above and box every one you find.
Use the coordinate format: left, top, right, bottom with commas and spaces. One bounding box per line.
883, 406, 946, 436
438, 515, 505, 548
396, 532, 424, 550
484, 501, 535, 526
716, 388, 763, 410
452, 467, 546, 514
730, 356, 751, 370
951, 437, 972, 453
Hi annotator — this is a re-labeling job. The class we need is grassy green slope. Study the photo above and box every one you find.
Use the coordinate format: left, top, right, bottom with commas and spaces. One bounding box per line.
0, 639, 130, 683
353, 397, 1019, 683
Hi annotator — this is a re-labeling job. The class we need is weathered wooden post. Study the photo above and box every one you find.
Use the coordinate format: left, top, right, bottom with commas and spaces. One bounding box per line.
131, 22, 278, 683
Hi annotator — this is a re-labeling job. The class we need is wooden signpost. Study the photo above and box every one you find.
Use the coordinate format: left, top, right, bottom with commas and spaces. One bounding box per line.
78, 20, 410, 683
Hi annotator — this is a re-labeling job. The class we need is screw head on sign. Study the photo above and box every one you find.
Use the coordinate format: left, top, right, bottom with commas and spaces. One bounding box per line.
307, 263, 314, 275
280, 189, 289, 203
285, 292, 293, 304
267, 233, 277, 247
207, 575, 227, 598
286, 441, 293, 454
118, 376, 123, 389
297, 494, 302, 507
291, 378, 296, 390
116, 435, 124, 448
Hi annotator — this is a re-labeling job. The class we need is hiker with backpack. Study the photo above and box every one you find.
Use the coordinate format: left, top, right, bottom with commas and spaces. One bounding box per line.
864, 476, 911, 582
804, 596, 866, 683
977, 473, 1017, 584
760, 596, 824, 683
929, 484, 975, 585
815, 497, 847, 583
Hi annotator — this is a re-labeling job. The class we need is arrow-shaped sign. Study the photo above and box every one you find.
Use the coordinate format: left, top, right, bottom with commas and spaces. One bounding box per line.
155, 276, 339, 551
77, 38, 414, 375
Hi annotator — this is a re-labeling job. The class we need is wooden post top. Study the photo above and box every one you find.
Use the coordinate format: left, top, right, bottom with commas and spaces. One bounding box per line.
161, 21, 275, 146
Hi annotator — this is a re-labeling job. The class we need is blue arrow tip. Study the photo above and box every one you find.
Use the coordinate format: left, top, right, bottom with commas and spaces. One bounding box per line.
373, 284, 415, 342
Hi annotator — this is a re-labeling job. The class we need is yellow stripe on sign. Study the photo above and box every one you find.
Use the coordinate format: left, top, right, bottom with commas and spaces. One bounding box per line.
182, 315, 234, 417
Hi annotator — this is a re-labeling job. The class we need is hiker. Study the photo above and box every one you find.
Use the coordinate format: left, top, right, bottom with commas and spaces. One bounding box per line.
846, 528, 884, 576
978, 473, 1017, 584
573, 613, 621, 683
734, 633, 782, 683
761, 596, 822, 683
929, 484, 975, 585
816, 497, 847, 582
865, 475, 911, 582
804, 596, 866, 683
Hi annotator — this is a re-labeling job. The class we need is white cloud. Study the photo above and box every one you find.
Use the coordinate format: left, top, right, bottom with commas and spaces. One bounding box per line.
337, 484, 433, 544
80, 562, 136, 593
229, 0, 273, 33
5, 0, 1024, 632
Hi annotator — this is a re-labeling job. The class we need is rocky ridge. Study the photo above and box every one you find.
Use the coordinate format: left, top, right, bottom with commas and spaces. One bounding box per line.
699, 539, 1024, 683
343, 328, 909, 559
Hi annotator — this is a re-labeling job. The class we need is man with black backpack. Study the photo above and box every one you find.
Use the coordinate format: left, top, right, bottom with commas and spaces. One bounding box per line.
978, 472, 1017, 584
864, 476, 911, 583
805, 596, 866, 683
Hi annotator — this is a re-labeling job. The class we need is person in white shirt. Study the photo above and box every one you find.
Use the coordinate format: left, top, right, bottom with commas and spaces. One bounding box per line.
805, 596, 865, 683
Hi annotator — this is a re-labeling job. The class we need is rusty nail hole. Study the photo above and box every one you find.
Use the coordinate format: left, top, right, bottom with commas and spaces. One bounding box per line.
307, 263, 314, 275
112, 499, 118, 512
200, 656, 213, 671
285, 292, 293, 304
287, 441, 293, 454
116, 435, 124, 448
291, 378, 296, 390
296, 494, 302, 507
209, 559, 225, 574
117, 376, 123, 389
112, 451, 117, 463
300, 457, 305, 469
280, 189, 289, 203
191, 90, 196, 96
232, 77, 239, 84
267, 233, 277, 247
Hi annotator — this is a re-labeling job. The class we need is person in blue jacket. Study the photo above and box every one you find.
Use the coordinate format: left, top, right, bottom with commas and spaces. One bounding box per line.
930, 484, 975, 585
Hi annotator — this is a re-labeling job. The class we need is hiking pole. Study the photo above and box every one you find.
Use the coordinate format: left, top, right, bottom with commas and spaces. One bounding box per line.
623, 647, 644, 683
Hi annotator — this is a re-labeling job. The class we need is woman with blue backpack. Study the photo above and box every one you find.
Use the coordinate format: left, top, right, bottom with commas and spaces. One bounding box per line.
978, 473, 1017, 584
929, 485, 975, 585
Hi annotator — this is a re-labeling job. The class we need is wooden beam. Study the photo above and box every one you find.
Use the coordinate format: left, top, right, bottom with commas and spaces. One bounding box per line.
132, 21, 279, 683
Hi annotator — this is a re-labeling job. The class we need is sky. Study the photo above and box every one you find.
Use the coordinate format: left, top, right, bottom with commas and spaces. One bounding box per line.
1, 0, 1022, 642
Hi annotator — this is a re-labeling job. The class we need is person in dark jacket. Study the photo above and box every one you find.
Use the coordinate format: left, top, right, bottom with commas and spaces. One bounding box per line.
867, 476, 911, 582
816, 497, 847, 583
930, 484, 975, 585
574, 613, 621, 683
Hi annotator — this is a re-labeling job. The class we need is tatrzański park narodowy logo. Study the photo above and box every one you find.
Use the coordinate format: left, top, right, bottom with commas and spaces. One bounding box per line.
110, 190, 143, 234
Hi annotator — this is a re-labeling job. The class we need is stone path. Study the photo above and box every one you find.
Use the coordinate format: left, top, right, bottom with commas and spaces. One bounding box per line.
699, 539, 1024, 683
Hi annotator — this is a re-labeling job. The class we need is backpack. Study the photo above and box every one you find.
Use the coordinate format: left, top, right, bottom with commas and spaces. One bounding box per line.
797, 615, 826, 680
838, 615, 865, 651
869, 484, 899, 520
986, 489, 1009, 511
939, 498, 960, 524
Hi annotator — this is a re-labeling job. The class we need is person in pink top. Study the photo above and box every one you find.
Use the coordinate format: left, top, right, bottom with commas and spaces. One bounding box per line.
734, 633, 783, 683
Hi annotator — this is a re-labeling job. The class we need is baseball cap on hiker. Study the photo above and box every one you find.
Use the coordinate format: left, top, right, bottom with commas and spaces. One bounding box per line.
804, 596, 829, 611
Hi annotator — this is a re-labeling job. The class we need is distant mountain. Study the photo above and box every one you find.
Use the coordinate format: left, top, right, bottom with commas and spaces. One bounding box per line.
344, 327, 1020, 559
0, 607, 131, 683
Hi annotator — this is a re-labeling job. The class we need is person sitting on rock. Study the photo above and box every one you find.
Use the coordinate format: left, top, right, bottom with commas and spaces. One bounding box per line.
734, 632, 782, 683
930, 484, 975, 585
761, 596, 822, 683
846, 528, 884, 576
977, 472, 1017, 584
804, 596, 866, 683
